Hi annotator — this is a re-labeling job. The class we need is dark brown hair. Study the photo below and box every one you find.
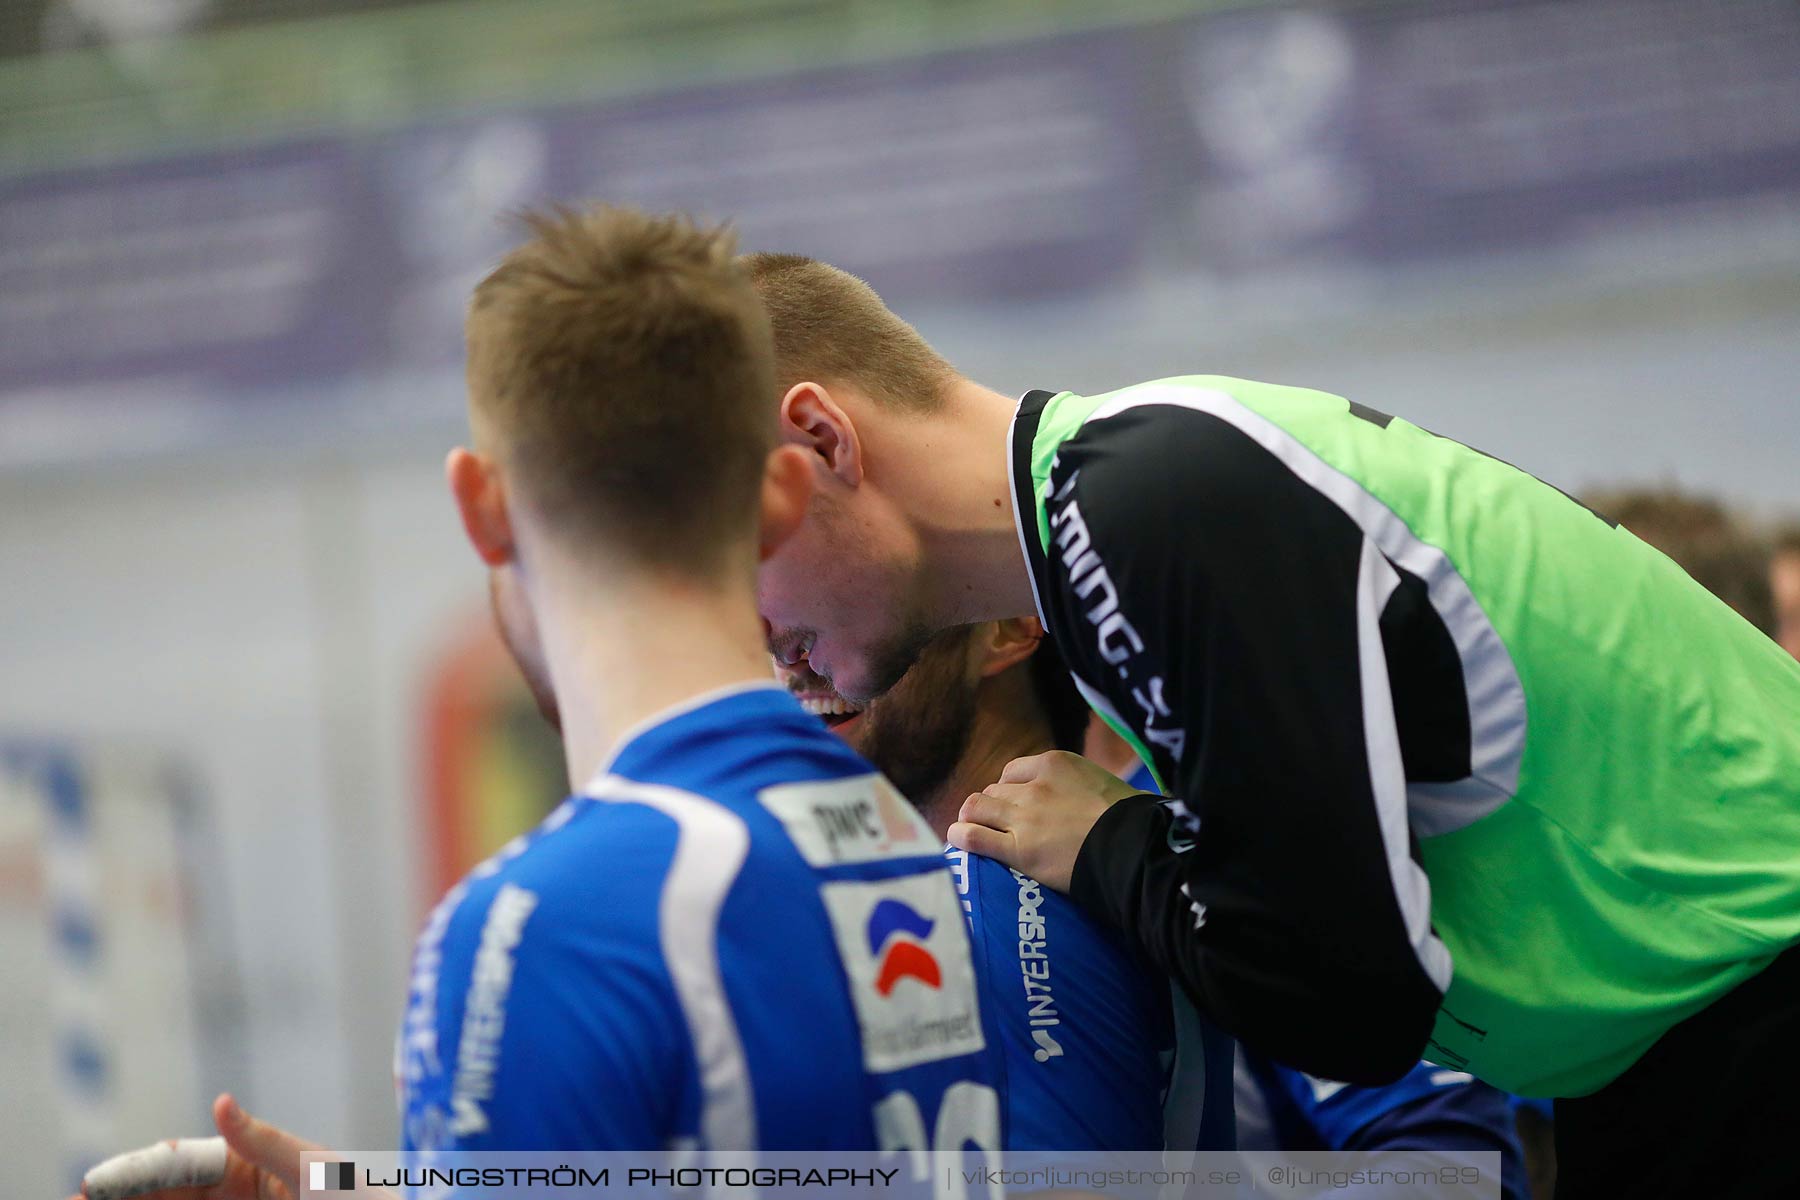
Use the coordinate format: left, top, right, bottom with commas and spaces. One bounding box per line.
1773, 524, 1800, 558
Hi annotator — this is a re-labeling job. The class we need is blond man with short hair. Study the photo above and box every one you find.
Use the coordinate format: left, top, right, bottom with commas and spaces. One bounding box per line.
745, 252, 1800, 1197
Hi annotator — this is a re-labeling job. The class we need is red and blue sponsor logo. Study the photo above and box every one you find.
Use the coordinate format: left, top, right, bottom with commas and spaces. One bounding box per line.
866, 898, 941, 996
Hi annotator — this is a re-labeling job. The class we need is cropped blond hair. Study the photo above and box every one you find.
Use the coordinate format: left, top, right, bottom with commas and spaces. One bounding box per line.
741, 253, 953, 412
467, 206, 777, 573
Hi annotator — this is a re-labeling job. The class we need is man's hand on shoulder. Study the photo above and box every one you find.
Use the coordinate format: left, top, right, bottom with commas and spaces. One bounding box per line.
948, 751, 1140, 892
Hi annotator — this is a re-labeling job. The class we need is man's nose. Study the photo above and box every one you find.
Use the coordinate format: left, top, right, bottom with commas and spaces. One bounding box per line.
767, 624, 804, 666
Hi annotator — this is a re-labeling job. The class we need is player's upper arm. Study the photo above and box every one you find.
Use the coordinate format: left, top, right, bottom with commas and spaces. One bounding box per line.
399, 826, 686, 1152
1051, 403, 1447, 1084
963, 854, 1168, 1153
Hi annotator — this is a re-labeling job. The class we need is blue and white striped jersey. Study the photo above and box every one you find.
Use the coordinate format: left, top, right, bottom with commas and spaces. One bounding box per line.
396, 682, 1001, 1153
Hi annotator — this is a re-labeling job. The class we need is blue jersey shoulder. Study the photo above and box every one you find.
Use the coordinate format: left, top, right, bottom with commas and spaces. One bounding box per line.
1126, 763, 1158, 794
398, 797, 687, 1151
950, 847, 1168, 1152
402, 684, 1000, 1155
606, 686, 999, 1154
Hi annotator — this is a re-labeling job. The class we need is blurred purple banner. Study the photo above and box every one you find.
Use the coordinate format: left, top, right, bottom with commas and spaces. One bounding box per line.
2, 0, 1797, 399
0, 140, 371, 393
1164, 0, 1800, 267
0, 29, 1144, 395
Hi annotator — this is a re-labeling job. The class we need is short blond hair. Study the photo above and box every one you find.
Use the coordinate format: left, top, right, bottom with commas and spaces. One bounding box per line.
467, 206, 777, 574
741, 253, 953, 411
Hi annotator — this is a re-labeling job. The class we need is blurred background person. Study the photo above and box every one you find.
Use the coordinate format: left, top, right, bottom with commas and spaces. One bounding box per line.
1772, 527, 1800, 661
3, 1, 1798, 1194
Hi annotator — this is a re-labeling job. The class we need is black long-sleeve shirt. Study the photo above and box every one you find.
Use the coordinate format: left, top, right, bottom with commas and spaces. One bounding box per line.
1010, 384, 1454, 1085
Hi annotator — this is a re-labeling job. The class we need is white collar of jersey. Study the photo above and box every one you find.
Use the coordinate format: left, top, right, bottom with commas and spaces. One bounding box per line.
1006, 388, 1054, 633
583, 679, 791, 792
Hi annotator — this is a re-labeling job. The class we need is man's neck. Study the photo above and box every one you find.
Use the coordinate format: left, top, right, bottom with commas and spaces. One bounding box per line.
1085, 721, 1145, 780
530, 558, 774, 791
888, 377, 1039, 628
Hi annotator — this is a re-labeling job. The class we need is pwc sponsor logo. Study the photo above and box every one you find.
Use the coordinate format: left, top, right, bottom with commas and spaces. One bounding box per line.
760, 774, 933, 867
867, 898, 941, 996
822, 788, 920, 859
821, 873, 986, 1073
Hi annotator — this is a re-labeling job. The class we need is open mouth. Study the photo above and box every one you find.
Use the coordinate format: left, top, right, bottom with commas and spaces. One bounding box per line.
797, 694, 867, 732
775, 653, 868, 734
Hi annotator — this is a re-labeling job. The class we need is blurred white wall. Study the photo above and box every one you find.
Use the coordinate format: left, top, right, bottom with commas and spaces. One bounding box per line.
0, 447, 482, 1167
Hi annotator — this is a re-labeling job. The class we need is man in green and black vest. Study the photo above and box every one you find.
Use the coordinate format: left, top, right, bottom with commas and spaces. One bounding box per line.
746, 252, 1800, 1198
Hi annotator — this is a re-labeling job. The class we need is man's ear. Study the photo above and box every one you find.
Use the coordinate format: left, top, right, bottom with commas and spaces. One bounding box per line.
777, 381, 864, 487
975, 616, 1045, 678
445, 447, 515, 567
758, 443, 816, 562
